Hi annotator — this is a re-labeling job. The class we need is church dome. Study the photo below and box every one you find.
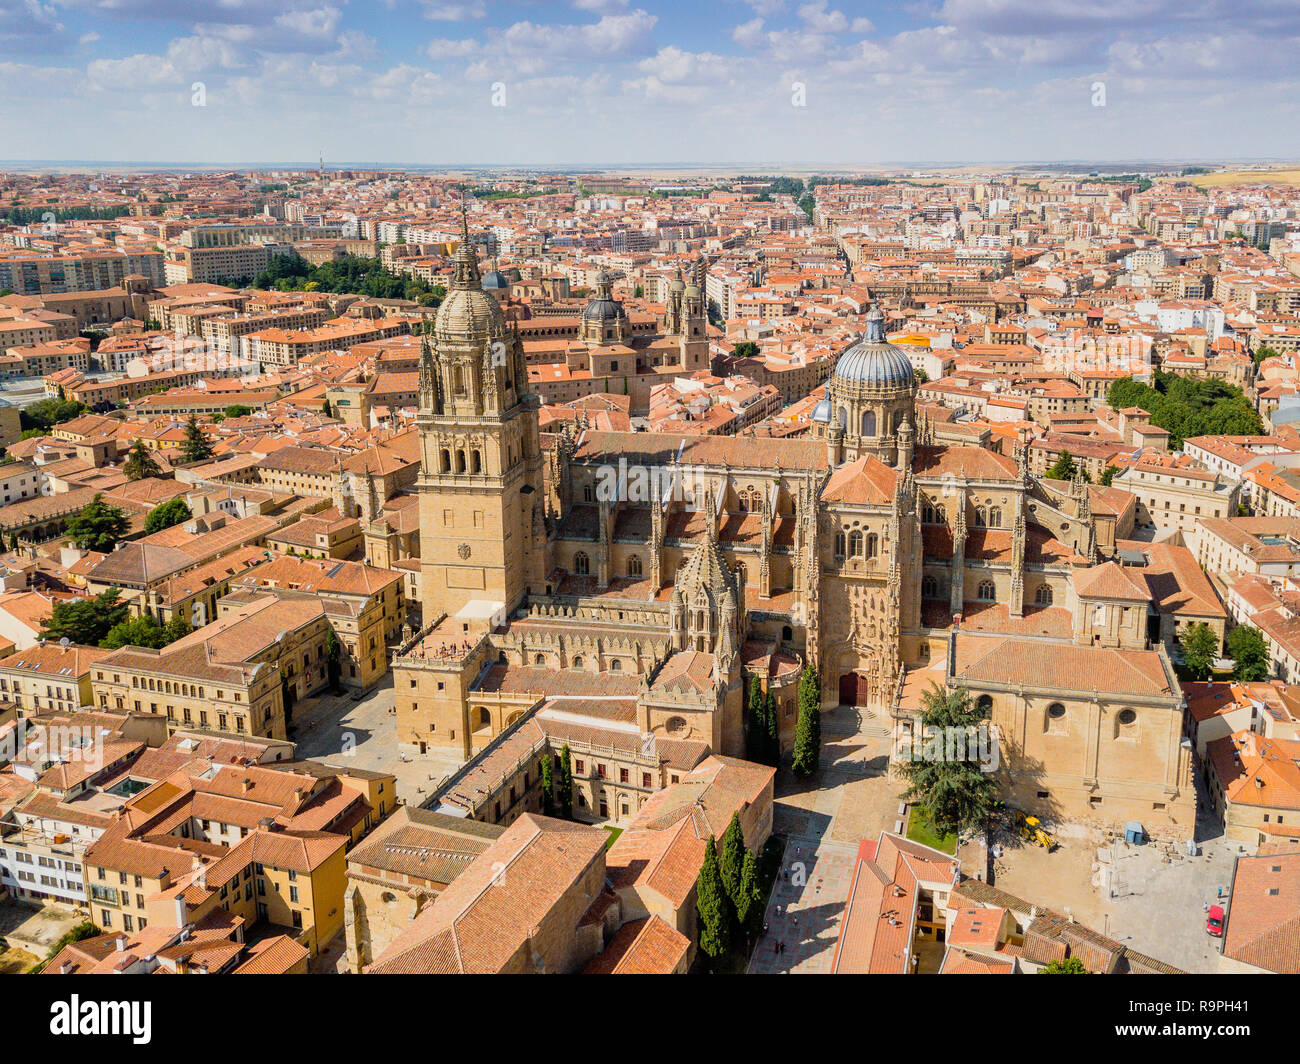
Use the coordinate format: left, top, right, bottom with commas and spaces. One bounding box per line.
481, 269, 510, 291
581, 271, 627, 325
832, 306, 915, 389
435, 238, 504, 344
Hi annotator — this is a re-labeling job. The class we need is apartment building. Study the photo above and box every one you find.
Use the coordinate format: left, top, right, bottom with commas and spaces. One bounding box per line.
1113, 461, 1240, 538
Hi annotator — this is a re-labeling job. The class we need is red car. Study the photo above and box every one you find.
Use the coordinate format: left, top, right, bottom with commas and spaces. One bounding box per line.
1207, 905, 1225, 937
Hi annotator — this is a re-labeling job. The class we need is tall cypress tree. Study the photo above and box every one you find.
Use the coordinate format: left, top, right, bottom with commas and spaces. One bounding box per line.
735, 848, 761, 933
745, 672, 764, 763
696, 835, 732, 964
719, 812, 746, 904
765, 690, 780, 766
540, 751, 555, 817
557, 744, 574, 820
793, 662, 822, 778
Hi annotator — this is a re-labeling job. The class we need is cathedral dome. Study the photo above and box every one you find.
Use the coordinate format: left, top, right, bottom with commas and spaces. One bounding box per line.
481, 269, 510, 291
832, 307, 915, 390
810, 382, 832, 423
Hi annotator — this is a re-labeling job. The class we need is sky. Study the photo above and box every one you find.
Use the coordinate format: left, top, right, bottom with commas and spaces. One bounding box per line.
1, 0, 1298, 167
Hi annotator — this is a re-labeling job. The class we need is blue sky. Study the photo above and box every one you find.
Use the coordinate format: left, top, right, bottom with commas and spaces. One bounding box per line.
1, 0, 1298, 166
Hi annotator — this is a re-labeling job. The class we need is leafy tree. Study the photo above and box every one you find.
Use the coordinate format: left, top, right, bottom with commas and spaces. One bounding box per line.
101, 614, 170, 650
540, 751, 555, 817
144, 497, 191, 535
695, 836, 733, 964
224, 404, 252, 419
731, 341, 760, 359
1040, 956, 1089, 974
913, 367, 929, 384
180, 415, 214, 464
19, 397, 85, 433
556, 744, 574, 820
1227, 625, 1270, 682
1099, 465, 1120, 487
163, 615, 192, 642
1179, 621, 1220, 681
123, 439, 161, 481
1106, 371, 1262, 449
1045, 451, 1077, 481
1253, 345, 1279, 367
792, 662, 822, 778
899, 684, 1000, 838
42, 588, 128, 646
719, 813, 746, 904
65, 494, 129, 552
322, 398, 334, 419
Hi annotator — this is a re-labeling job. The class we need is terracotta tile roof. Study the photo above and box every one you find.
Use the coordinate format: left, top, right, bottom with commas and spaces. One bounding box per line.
366, 813, 608, 974
582, 915, 690, 974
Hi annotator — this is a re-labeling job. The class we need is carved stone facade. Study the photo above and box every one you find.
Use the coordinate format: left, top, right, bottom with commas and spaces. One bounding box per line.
397, 251, 1185, 833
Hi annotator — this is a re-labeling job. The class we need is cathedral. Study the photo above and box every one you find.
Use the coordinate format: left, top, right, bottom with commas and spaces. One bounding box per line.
393, 233, 1194, 836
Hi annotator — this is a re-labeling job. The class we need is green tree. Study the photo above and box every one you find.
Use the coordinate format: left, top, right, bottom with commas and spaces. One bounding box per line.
557, 744, 574, 820
163, 615, 192, 642
765, 689, 780, 766
143, 497, 191, 534
324, 628, 342, 691
1179, 621, 1220, 681
719, 812, 746, 904
731, 341, 760, 359
1099, 465, 1120, 487
18, 397, 85, 433
792, 662, 821, 777
180, 415, 215, 464
899, 684, 1000, 838
42, 588, 128, 646
322, 398, 334, 419
123, 439, 161, 481
65, 494, 129, 552
745, 672, 765, 763
695, 836, 733, 964
540, 751, 555, 817
1226, 625, 1270, 682
1045, 451, 1077, 481
224, 404, 252, 419
1040, 956, 1089, 974
734, 848, 762, 933
101, 614, 170, 650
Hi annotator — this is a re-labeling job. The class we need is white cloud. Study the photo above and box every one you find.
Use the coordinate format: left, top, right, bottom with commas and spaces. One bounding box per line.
421, 1, 486, 20
427, 37, 480, 59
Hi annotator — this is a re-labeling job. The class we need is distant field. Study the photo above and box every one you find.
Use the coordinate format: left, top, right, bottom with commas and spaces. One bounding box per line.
1186, 168, 1300, 188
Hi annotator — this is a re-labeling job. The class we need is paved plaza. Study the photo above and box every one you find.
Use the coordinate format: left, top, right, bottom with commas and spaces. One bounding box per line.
288, 677, 464, 806
749, 703, 905, 973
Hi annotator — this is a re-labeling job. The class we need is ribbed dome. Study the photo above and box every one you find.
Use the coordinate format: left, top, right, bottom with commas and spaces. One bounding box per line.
481, 270, 510, 290
832, 307, 914, 389
435, 287, 504, 342
581, 271, 627, 324
435, 232, 505, 343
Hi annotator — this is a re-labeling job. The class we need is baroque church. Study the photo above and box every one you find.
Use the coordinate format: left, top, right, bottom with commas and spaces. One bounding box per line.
393, 232, 1194, 836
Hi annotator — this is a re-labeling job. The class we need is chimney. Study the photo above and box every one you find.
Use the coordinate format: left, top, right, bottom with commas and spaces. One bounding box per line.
241, 778, 253, 793
115, 934, 128, 952
60, 961, 73, 974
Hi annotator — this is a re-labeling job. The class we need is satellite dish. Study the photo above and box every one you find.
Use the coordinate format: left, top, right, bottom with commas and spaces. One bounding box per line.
59, 637, 70, 648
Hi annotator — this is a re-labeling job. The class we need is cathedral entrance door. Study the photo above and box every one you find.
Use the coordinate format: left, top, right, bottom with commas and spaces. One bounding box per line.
838, 672, 873, 707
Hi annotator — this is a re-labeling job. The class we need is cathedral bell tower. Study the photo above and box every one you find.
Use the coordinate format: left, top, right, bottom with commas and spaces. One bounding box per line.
416, 210, 548, 624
